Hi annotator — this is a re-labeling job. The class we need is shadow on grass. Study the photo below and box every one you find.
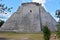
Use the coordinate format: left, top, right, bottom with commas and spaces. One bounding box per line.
0, 31, 43, 34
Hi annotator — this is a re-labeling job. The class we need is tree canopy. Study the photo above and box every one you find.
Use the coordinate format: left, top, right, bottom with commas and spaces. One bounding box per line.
0, 0, 13, 14
0, 20, 4, 27
56, 10, 60, 18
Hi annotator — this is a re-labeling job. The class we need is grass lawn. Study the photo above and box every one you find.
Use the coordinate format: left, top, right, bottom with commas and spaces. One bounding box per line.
0, 32, 59, 40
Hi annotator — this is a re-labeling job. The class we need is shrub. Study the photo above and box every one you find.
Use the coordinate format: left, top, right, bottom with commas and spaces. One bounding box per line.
0, 20, 4, 27
56, 24, 60, 40
43, 25, 51, 40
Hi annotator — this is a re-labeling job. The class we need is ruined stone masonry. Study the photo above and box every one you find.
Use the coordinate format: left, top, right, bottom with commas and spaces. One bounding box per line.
0, 2, 57, 32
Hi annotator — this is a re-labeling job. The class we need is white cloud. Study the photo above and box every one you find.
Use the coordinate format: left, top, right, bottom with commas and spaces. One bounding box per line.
0, 12, 11, 21
0, 13, 11, 18
32, 0, 46, 6
32, 0, 47, 11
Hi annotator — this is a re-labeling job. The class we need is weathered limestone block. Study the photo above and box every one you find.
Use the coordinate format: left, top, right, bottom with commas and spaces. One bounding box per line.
0, 2, 57, 32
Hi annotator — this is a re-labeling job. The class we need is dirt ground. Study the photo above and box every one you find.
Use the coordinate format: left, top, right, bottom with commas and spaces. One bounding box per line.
0, 32, 58, 40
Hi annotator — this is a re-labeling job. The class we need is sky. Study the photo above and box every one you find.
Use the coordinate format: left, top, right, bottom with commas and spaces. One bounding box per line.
0, 0, 60, 21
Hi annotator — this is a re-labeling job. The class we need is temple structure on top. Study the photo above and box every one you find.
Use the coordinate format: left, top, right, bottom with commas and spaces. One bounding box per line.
0, 2, 57, 32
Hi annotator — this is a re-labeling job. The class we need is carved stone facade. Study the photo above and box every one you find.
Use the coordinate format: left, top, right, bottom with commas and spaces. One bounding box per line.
0, 2, 57, 32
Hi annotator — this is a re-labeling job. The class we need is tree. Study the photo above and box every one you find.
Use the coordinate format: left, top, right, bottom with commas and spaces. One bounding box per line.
55, 10, 60, 40
0, 20, 4, 27
0, 0, 13, 14
42, 25, 51, 40
56, 23, 60, 40
56, 10, 60, 18
56, 24, 60, 36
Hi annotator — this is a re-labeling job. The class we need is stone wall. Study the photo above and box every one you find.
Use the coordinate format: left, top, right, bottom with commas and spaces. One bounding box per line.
0, 2, 57, 32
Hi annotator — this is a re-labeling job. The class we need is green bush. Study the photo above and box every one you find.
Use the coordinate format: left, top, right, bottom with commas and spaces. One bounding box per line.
0, 20, 4, 27
56, 24, 60, 39
43, 25, 51, 40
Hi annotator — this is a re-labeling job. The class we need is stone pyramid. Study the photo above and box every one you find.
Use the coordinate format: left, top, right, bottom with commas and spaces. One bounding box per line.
0, 2, 57, 32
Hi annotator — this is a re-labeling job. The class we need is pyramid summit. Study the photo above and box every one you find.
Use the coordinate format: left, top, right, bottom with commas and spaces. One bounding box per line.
0, 2, 57, 32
